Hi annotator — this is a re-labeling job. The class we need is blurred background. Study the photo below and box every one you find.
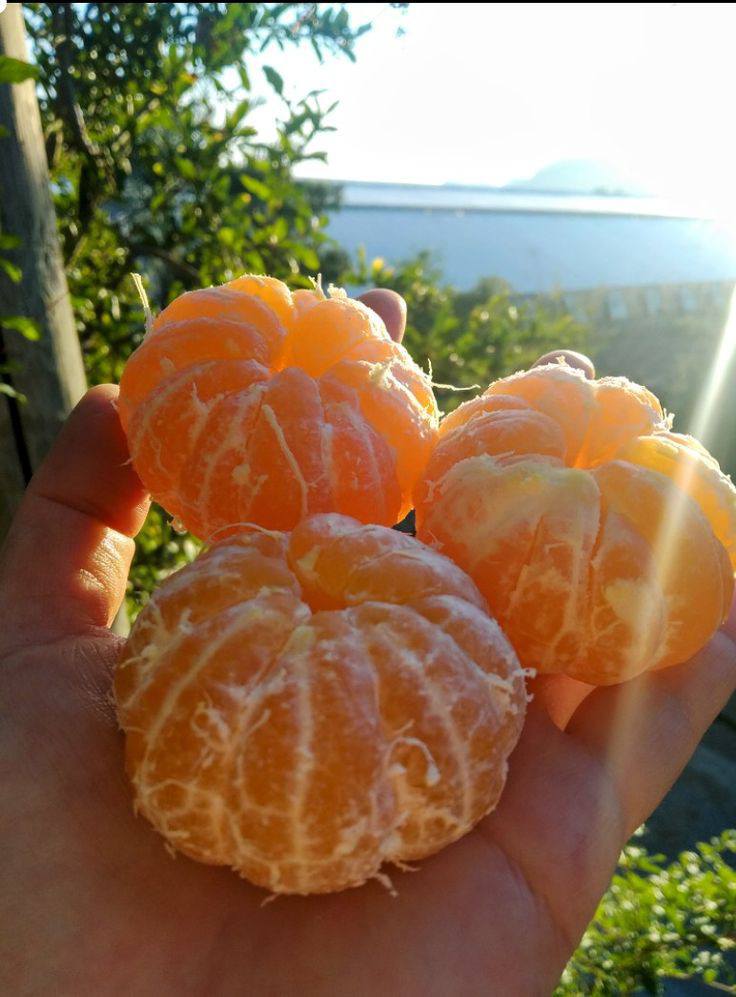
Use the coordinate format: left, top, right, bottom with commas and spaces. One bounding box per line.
1, 4, 734, 992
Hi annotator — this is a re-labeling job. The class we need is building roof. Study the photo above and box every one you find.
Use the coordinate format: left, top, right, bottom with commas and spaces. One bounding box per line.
324, 181, 736, 293
337, 179, 707, 219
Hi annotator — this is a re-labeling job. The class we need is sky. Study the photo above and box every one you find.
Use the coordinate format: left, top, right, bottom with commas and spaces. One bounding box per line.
245, 2, 736, 216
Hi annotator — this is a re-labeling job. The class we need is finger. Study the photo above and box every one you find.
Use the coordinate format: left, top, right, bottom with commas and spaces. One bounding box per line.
721, 587, 736, 643
484, 705, 627, 952
358, 288, 407, 343
527, 673, 595, 729
533, 350, 595, 379
0, 385, 150, 656
487, 610, 736, 948
565, 626, 736, 837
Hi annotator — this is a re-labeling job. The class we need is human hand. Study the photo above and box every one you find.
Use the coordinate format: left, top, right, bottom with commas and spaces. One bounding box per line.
2, 302, 734, 995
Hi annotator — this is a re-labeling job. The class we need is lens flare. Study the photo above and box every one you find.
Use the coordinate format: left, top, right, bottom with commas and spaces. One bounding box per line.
597, 286, 736, 782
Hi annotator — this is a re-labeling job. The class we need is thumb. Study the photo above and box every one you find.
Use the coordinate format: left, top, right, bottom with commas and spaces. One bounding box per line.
0, 385, 149, 658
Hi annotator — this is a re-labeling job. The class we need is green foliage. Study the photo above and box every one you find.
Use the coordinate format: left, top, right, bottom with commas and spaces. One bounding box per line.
1, 316, 40, 340
128, 507, 203, 608
348, 251, 589, 414
0, 55, 39, 83
22, 2, 382, 615
557, 830, 736, 995
0, 230, 37, 403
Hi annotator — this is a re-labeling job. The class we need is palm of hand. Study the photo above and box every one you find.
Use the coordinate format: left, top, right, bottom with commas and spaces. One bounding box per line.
2, 347, 734, 996
0, 629, 613, 995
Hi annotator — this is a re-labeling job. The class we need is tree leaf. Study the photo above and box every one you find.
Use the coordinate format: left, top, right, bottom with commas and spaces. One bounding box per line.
175, 157, 198, 181
226, 98, 252, 129
237, 64, 251, 90
240, 174, 271, 201
297, 246, 320, 271
3, 316, 40, 340
272, 216, 289, 241
0, 56, 39, 84
0, 258, 22, 283
0, 382, 26, 402
263, 65, 284, 95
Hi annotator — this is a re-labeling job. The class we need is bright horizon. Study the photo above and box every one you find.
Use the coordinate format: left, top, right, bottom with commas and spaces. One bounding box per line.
242, 3, 736, 218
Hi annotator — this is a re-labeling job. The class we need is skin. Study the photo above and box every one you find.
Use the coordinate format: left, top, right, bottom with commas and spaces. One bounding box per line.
357, 288, 407, 344
532, 350, 595, 380
1, 291, 734, 996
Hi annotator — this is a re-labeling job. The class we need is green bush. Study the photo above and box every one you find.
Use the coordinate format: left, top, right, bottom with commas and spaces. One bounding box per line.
557, 830, 736, 995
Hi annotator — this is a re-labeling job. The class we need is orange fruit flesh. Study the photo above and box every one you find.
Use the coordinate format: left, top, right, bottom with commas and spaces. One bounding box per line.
115, 514, 526, 895
483, 364, 664, 465
283, 294, 391, 376
416, 364, 736, 685
616, 431, 736, 565
119, 277, 438, 538
151, 286, 286, 345
225, 274, 295, 327
126, 360, 270, 516
118, 318, 283, 427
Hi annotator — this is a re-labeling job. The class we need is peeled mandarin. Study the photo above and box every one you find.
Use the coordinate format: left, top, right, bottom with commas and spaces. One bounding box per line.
118, 276, 438, 537
114, 514, 526, 895
415, 363, 736, 685
615, 431, 736, 566
283, 293, 390, 376
225, 273, 295, 327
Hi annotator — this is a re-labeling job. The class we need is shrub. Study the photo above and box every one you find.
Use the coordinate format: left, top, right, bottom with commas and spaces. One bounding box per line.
557, 830, 736, 995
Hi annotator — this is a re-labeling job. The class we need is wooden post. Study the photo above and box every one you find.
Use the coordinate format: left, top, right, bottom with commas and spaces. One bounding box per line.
0, 2, 87, 540
0, 5, 129, 635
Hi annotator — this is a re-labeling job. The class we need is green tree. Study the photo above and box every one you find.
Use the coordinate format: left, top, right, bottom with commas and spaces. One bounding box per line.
25, 2, 375, 383
20, 2, 396, 611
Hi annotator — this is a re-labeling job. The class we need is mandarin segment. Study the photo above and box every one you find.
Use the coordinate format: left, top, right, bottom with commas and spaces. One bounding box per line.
284, 294, 391, 376
126, 360, 269, 514
483, 364, 664, 466
592, 461, 733, 671
115, 515, 526, 894
437, 393, 534, 440
315, 377, 401, 526
485, 363, 598, 460
575, 377, 663, 467
616, 432, 736, 568
225, 274, 295, 327
415, 407, 567, 513
288, 513, 485, 612
152, 286, 286, 349
344, 339, 438, 418
291, 287, 323, 318
419, 457, 602, 676
324, 343, 439, 512
582, 507, 666, 685
119, 276, 438, 537
118, 318, 281, 426
416, 363, 736, 684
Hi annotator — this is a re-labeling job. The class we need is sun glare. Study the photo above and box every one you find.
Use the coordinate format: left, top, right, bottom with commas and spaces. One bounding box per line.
598, 285, 736, 790
689, 286, 736, 450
